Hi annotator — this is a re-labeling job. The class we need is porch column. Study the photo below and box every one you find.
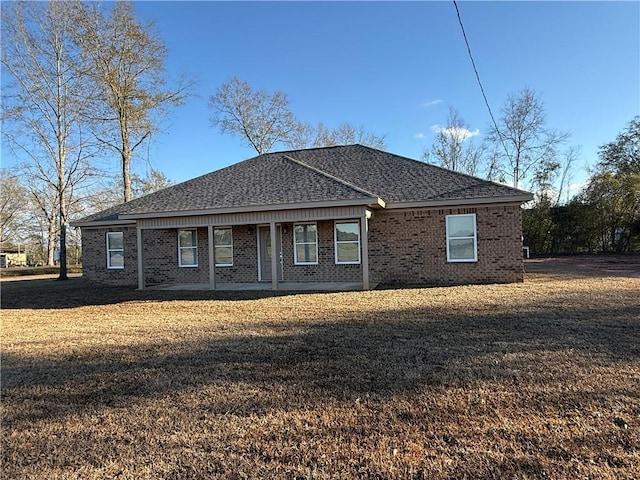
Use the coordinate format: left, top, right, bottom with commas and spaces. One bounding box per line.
360, 214, 370, 290
208, 225, 216, 290
137, 227, 145, 290
270, 221, 278, 290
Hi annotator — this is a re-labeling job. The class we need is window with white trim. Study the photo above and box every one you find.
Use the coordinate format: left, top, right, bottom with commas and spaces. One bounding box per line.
294, 223, 318, 264
214, 227, 233, 266
178, 230, 198, 267
335, 221, 360, 264
446, 214, 477, 262
106, 232, 124, 269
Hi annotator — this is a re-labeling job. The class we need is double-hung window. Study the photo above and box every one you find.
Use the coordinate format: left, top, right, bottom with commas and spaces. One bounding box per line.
178, 230, 198, 267
335, 221, 361, 264
446, 214, 477, 262
214, 227, 233, 266
294, 223, 318, 264
106, 232, 124, 269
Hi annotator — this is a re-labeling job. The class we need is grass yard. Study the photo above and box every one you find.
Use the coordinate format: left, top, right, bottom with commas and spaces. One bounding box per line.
1, 262, 639, 479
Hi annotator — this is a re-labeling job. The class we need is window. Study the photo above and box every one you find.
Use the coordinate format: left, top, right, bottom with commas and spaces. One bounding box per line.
294, 223, 318, 264
335, 221, 360, 264
178, 230, 198, 267
446, 214, 477, 262
106, 232, 124, 269
214, 227, 233, 266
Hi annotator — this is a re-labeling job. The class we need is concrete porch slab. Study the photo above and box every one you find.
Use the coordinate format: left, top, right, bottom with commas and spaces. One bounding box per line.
147, 282, 372, 292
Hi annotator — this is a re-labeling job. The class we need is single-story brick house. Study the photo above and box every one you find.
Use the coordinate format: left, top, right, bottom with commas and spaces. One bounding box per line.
72, 144, 533, 290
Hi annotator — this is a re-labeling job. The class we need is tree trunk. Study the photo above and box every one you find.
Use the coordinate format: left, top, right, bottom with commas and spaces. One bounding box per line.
122, 151, 131, 203
57, 192, 68, 280
122, 121, 132, 203
57, 223, 68, 280
47, 218, 56, 266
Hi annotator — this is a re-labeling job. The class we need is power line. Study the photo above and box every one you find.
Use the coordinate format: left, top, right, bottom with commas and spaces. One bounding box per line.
452, 0, 510, 158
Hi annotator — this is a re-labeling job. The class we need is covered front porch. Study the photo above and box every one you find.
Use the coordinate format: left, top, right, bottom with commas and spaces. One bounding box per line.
131, 204, 377, 291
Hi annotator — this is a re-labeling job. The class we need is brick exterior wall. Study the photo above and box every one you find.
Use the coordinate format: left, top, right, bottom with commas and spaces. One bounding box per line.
280, 221, 363, 283
142, 226, 262, 286
80, 204, 524, 288
142, 228, 210, 285
81, 226, 138, 286
213, 225, 259, 283
368, 204, 524, 285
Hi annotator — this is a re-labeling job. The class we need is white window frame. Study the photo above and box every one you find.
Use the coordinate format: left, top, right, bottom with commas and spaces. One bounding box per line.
446, 214, 477, 262
178, 229, 198, 267
106, 232, 124, 269
293, 222, 318, 265
334, 220, 361, 265
214, 227, 233, 267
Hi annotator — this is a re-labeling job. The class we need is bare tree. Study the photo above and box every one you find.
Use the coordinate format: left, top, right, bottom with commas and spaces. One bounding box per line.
487, 88, 568, 189
423, 108, 484, 176
311, 122, 386, 150
72, 1, 189, 202
131, 167, 173, 198
0, 170, 27, 245
2, 1, 96, 277
210, 77, 386, 153
555, 145, 580, 206
27, 179, 59, 266
209, 77, 307, 154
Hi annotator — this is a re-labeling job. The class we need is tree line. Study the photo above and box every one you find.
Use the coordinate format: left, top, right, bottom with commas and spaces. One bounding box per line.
421, 91, 639, 255
2, 2, 638, 276
523, 117, 639, 255
1, 2, 388, 274
1, 1, 185, 276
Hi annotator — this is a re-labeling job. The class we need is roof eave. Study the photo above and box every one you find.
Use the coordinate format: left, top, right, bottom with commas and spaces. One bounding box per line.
385, 194, 534, 210
117, 197, 386, 221
70, 219, 137, 228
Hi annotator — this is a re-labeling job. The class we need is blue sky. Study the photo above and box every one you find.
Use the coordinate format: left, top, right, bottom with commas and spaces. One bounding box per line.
4, 1, 640, 193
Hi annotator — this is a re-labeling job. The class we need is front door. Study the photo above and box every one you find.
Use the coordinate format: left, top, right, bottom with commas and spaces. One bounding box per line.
258, 225, 283, 281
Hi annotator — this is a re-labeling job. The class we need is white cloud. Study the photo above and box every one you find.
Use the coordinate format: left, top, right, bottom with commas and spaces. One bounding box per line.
421, 99, 443, 108
430, 124, 480, 141
414, 133, 425, 139
569, 182, 587, 192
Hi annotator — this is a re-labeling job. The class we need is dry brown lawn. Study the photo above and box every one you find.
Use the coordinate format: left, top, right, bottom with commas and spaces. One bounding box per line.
2, 262, 639, 479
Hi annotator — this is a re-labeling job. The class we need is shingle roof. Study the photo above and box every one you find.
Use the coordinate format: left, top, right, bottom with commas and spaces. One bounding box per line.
283, 145, 531, 205
75, 145, 532, 224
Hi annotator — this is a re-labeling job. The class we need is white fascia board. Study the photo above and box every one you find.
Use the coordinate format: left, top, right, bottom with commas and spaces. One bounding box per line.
385, 194, 534, 210
118, 197, 385, 220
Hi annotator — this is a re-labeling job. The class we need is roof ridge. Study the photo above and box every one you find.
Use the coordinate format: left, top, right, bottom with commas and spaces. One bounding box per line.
281, 154, 382, 200
353, 144, 532, 196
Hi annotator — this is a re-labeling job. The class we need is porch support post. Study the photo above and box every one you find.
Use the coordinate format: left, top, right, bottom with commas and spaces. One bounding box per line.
360, 213, 370, 290
137, 227, 145, 290
208, 225, 216, 290
270, 221, 278, 290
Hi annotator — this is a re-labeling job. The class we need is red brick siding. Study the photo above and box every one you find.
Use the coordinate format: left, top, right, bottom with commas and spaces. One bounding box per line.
142, 226, 259, 285
81, 226, 138, 286
280, 221, 363, 283
142, 228, 210, 285
213, 226, 259, 283
368, 204, 524, 285
80, 204, 523, 287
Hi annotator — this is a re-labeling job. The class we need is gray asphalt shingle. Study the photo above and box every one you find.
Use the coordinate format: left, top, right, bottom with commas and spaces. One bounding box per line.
77, 145, 531, 224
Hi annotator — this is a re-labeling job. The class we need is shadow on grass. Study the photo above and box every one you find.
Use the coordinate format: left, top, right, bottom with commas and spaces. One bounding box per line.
3, 298, 639, 426
2, 261, 637, 309
0, 277, 313, 309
